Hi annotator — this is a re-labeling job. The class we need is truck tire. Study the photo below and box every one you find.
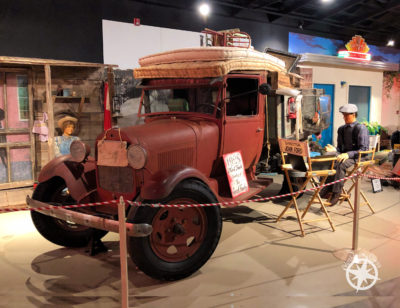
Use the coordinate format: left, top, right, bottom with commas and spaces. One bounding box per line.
31, 179, 108, 247
128, 179, 222, 281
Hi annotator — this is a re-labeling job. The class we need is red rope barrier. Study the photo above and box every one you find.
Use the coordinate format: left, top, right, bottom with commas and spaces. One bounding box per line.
0, 171, 398, 213
0, 173, 358, 212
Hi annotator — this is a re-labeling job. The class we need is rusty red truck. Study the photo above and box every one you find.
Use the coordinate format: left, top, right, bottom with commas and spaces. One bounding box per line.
27, 44, 329, 281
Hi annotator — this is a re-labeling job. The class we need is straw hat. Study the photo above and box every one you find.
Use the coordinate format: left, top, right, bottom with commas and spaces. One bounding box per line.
57, 116, 78, 130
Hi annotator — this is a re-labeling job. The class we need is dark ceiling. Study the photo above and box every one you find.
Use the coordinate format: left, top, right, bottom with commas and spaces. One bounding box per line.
133, 0, 400, 48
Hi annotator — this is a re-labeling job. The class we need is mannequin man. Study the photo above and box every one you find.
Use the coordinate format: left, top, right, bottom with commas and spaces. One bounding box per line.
321, 104, 369, 206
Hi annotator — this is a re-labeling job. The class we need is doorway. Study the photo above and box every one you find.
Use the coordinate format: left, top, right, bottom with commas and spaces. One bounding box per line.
313, 83, 335, 147
0, 70, 34, 189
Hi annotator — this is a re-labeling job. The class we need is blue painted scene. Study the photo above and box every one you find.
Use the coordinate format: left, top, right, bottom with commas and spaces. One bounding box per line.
289, 32, 400, 63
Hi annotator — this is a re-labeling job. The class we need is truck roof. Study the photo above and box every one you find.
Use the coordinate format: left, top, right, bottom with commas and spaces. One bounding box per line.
134, 47, 287, 79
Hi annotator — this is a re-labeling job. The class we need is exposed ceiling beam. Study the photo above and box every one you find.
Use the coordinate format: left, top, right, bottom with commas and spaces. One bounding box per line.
262, 0, 314, 23
302, 0, 365, 28
211, 0, 394, 35
230, 0, 259, 17
360, 13, 400, 35
126, 0, 394, 45
349, 0, 400, 25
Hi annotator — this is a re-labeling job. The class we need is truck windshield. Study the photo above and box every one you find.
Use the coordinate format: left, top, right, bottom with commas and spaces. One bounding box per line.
142, 86, 219, 116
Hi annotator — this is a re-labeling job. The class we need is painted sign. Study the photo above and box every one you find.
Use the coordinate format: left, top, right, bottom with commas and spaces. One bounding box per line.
338, 35, 371, 61
223, 151, 249, 198
97, 140, 128, 167
278, 138, 309, 157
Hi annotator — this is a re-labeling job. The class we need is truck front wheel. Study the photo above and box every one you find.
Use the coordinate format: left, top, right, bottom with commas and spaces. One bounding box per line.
31, 179, 108, 247
128, 179, 222, 281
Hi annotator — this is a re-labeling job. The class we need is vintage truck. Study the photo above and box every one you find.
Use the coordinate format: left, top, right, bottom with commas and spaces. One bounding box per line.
27, 45, 329, 281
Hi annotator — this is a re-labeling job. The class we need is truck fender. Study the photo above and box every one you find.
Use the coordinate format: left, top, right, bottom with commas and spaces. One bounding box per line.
38, 155, 97, 203
140, 165, 219, 201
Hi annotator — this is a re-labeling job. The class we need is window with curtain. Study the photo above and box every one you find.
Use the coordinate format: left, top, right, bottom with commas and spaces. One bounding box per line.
17, 75, 29, 121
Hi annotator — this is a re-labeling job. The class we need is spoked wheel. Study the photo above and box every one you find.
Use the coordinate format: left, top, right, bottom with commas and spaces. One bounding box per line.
31, 178, 108, 247
150, 203, 208, 262
128, 180, 222, 281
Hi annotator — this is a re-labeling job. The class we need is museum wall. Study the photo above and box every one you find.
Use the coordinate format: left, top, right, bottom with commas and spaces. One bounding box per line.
0, 0, 292, 63
382, 73, 400, 132
310, 65, 383, 144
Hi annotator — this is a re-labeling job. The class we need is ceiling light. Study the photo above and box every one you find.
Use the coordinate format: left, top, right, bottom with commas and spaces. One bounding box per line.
199, 3, 211, 17
387, 40, 395, 47
321, 0, 333, 3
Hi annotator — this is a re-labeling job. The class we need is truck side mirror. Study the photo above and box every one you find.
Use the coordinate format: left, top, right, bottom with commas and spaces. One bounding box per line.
258, 83, 272, 95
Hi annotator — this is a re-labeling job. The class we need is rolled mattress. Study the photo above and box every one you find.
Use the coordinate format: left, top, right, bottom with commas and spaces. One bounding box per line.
138, 47, 285, 70
135, 47, 287, 79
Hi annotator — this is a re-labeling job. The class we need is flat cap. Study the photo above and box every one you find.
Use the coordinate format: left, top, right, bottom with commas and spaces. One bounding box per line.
339, 104, 358, 113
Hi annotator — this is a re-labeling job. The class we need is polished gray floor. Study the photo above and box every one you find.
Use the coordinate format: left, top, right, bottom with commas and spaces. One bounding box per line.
0, 176, 399, 307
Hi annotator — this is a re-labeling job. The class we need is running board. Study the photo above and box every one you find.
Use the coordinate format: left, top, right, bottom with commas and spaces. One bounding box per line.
26, 196, 152, 237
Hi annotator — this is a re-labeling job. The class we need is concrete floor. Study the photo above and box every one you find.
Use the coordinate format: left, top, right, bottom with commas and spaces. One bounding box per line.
0, 176, 400, 308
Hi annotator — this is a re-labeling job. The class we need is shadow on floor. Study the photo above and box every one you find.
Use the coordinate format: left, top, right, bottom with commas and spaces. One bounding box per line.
26, 242, 167, 307
221, 206, 274, 224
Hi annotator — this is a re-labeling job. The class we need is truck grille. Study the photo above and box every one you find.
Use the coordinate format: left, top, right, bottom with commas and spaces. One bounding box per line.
158, 148, 194, 169
97, 166, 134, 193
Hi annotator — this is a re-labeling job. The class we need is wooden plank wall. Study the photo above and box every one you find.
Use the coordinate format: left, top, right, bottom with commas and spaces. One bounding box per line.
32, 66, 106, 177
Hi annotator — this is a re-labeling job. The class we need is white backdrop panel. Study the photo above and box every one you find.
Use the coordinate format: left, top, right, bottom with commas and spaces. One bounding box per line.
102, 20, 202, 69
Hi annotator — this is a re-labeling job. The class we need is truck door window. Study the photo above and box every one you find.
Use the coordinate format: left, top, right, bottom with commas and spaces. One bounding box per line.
143, 87, 218, 115
226, 78, 258, 116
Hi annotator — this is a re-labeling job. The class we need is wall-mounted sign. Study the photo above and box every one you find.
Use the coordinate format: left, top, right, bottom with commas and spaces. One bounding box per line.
338, 35, 371, 61
338, 50, 371, 61
223, 151, 249, 198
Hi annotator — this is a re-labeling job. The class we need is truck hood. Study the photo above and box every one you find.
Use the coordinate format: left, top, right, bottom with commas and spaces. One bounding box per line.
119, 117, 219, 171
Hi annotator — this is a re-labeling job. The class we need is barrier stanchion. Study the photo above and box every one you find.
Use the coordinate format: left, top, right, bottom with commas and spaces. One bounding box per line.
334, 173, 370, 261
352, 174, 360, 251
118, 196, 129, 308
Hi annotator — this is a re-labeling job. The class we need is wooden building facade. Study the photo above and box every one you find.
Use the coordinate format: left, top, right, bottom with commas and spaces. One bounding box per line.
0, 56, 116, 190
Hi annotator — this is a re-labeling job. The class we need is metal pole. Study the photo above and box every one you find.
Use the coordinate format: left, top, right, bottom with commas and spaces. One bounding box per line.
118, 196, 129, 308
352, 174, 360, 251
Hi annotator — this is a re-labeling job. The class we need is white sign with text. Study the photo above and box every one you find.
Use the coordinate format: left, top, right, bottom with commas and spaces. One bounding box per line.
223, 151, 249, 198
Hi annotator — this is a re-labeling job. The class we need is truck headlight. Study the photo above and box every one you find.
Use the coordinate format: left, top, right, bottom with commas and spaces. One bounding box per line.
127, 144, 147, 169
70, 140, 91, 162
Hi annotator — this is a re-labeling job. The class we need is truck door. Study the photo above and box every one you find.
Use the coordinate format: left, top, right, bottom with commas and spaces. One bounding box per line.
222, 76, 265, 169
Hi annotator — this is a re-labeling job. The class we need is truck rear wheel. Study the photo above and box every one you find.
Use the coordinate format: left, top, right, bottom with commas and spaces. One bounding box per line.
31, 179, 108, 247
128, 179, 222, 281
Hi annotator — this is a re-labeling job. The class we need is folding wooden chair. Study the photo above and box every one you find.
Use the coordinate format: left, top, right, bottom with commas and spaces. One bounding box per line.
276, 138, 337, 236
338, 135, 380, 213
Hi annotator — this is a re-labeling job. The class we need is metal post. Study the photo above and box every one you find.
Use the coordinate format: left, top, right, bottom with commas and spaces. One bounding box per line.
118, 196, 129, 308
352, 174, 360, 251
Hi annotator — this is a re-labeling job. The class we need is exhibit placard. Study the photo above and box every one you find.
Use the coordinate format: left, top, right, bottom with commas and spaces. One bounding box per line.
223, 151, 249, 198
371, 178, 383, 193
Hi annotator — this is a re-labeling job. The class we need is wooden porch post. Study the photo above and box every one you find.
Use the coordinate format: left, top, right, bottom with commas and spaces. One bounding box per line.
107, 66, 114, 124
44, 64, 55, 160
